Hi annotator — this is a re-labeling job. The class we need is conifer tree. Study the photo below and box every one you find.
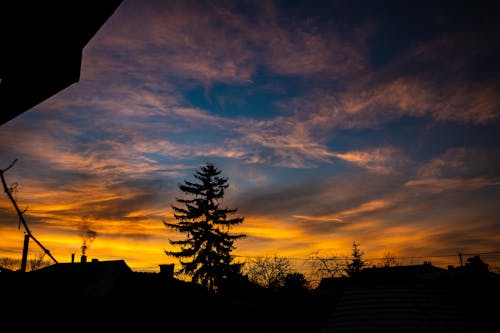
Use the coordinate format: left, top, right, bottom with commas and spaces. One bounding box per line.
344, 241, 365, 276
164, 163, 245, 292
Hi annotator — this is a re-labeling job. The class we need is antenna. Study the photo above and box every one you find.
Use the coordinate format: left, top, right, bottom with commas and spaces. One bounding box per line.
0, 159, 58, 270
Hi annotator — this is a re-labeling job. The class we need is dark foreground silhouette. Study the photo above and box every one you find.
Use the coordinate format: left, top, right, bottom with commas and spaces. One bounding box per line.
1, 260, 330, 332
318, 257, 500, 333
1, 256, 499, 332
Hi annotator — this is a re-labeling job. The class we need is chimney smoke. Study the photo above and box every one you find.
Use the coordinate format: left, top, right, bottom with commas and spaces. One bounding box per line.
79, 220, 97, 257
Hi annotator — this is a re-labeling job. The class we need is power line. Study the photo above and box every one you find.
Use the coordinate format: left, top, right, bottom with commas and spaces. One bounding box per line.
234, 251, 500, 262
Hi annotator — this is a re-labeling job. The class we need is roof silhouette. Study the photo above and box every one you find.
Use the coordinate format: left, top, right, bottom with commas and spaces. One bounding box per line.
318, 259, 500, 333
0, 1, 123, 126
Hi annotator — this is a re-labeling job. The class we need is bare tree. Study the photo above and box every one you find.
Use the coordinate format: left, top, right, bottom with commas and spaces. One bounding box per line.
309, 252, 347, 281
379, 251, 401, 267
244, 255, 292, 290
0, 257, 20, 271
29, 252, 51, 271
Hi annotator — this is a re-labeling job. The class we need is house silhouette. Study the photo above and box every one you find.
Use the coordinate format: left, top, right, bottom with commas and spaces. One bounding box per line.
1, 256, 210, 330
317, 257, 500, 333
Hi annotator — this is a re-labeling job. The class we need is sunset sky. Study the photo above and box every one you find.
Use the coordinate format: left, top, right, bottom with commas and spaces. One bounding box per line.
1, 0, 499, 274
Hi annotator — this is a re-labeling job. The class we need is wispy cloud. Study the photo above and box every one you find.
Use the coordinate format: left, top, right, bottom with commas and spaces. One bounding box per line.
30, 0, 498, 174
231, 117, 335, 168
407, 147, 500, 193
88, 0, 367, 84
331, 147, 409, 174
294, 199, 392, 222
405, 177, 500, 193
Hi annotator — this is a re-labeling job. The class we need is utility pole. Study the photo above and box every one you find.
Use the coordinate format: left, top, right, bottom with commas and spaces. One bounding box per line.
20, 234, 29, 272
458, 252, 463, 267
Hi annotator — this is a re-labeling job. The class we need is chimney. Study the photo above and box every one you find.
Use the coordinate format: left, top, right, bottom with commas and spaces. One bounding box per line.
159, 264, 174, 278
81, 255, 87, 263
71, 253, 75, 263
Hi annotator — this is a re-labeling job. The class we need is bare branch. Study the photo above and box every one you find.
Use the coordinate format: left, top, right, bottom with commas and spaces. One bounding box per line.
0, 158, 18, 174
0, 160, 58, 264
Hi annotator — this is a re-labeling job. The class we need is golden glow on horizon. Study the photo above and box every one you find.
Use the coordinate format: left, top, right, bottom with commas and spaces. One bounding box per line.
1, 209, 499, 273
237, 225, 303, 240
1, 175, 499, 274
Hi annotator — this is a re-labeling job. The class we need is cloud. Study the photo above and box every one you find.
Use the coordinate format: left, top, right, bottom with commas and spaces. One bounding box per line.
417, 147, 500, 178
405, 178, 500, 194
229, 108, 412, 170
84, 0, 369, 88
407, 147, 500, 193
23, 0, 497, 175
294, 199, 392, 223
84, 0, 256, 84
234, 170, 405, 222
331, 146, 410, 174
433, 85, 500, 124
279, 77, 499, 134
231, 116, 335, 168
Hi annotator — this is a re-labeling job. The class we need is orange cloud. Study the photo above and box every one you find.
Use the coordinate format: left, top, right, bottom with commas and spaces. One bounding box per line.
331, 147, 408, 174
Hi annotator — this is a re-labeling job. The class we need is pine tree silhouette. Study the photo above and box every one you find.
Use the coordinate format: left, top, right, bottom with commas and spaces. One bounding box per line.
345, 241, 365, 276
164, 163, 245, 292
